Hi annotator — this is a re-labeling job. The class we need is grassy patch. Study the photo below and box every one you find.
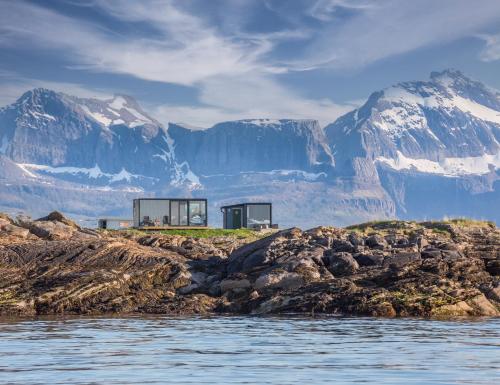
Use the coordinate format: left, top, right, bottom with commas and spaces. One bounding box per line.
346, 217, 496, 233
445, 218, 495, 228
156, 228, 265, 239
346, 220, 418, 234
105, 228, 272, 239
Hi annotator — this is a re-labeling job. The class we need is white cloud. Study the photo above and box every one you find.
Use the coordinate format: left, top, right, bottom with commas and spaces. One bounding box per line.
0, 1, 265, 85
153, 73, 355, 127
478, 33, 500, 62
3, 0, 498, 128
309, 0, 374, 21
295, 0, 500, 70
0, 0, 353, 126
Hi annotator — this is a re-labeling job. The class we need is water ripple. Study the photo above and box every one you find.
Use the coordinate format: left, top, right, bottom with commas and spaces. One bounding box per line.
0, 316, 499, 384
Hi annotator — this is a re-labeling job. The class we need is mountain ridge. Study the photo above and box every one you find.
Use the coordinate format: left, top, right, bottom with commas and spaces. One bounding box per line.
0, 69, 499, 227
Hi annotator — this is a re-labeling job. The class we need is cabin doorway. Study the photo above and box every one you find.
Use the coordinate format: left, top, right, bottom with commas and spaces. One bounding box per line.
232, 208, 242, 229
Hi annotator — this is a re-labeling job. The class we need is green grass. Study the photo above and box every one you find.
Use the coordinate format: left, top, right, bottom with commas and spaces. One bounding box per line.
345, 217, 496, 234
156, 228, 264, 239
345, 220, 416, 232
445, 218, 495, 228
106, 227, 272, 239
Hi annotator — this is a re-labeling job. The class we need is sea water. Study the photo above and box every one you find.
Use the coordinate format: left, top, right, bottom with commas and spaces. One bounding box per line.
0, 316, 498, 384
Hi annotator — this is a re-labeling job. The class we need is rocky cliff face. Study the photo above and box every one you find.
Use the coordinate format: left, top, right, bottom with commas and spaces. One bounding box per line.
0, 70, 499, 227
0, 212, 498, 318
169, 119, 334, 176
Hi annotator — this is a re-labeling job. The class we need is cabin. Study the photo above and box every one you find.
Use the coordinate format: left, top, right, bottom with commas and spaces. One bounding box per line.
133, 198, 208, 228
97, 218, 133, 230
221, 203, 273, 230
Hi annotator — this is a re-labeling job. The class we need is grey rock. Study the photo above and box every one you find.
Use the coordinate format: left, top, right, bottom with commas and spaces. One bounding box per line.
348, 232, 365, 246
365, 235, 387, 249
354, 253, 384, 266
324, 252, 359, 275
383, 252, 421, 269
331, 239, 355, 253
220, 278, 251, 293
254, 271, 304, 291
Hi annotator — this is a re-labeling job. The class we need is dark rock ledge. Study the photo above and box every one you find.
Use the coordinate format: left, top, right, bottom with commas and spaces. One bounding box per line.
0, 213, 499, 318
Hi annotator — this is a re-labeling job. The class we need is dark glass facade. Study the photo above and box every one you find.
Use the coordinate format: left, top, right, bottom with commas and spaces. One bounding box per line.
221, 203, 272, 229
133, 199, 208, 227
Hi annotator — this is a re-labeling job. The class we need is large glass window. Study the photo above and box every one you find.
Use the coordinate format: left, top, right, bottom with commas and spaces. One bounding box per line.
189, 200, 206, 226
138, 200, 169, 227
179, 201, 188, 226
170, 201, 179, 225
246, 204, 271, 228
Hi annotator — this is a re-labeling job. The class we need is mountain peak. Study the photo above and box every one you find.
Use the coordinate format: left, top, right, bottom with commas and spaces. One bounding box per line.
430, 68, 468, 81
18, 88, 60, 104
429, 69, 486, 93
107, 94, 140, 110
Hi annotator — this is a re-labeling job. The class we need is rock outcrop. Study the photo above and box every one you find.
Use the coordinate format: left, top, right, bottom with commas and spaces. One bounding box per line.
0, 213, 498, 318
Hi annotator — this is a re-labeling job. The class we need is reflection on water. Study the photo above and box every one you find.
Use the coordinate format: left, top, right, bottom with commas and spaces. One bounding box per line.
0, 316, 499, 384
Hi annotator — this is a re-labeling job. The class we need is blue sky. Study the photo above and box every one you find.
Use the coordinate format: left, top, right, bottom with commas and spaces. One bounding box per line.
1, 0, 500, 127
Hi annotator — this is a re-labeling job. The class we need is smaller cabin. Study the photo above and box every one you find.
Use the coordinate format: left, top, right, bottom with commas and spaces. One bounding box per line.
133, 198, 208, 228
97, 218, 133, 230
221, 203, 273, 230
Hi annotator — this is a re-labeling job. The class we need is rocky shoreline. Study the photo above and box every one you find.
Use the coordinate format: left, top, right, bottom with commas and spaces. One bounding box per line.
0, 212, 499, 318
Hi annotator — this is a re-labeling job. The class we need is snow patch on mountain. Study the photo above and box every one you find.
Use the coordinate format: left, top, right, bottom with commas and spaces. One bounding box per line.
18, 163, 158, 183
77, 95, 155, 128
80, 105, 113, 126
382, 86, 500, 125
242, 119, 282, 127
158, 128, 201, 188
256, 169, 327, 181
376, 151, 500, 176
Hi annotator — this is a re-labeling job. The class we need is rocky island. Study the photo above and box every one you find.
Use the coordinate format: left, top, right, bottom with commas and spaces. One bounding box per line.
0, 212, 499, 318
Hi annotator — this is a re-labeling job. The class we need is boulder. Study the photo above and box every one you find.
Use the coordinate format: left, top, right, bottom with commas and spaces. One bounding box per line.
441, 250, 463, 259
227, 229, 298, 273
467, 294, 499, 316
348, 232, 364, 246
486, 260, 500, 276
27, 220, 76, 240
485, 285, 500, 302
254, 271, 304, 290
383, 252, 421, 269
421, 248, 442, 259
36, 211, 80, 229
365, 234, 387, 249
354, 253, 384, 267
324, 252, 359, 275
220, 278, 251, 293
331, 239, 355, 253
1, 224, 30, 238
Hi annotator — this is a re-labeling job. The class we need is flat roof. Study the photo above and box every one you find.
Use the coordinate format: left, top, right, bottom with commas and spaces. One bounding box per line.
220, 202, 272, 209
134, 198, 207, 201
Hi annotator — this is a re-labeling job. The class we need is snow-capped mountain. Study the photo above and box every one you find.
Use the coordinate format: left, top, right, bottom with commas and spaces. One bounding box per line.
327, 69, 500, 172
0, 70, 499, 226
0, 88, 199, 188
325, 69, 500, 220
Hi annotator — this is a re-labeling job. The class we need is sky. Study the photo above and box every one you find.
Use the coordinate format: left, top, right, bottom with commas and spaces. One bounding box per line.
1, 0, 500, 127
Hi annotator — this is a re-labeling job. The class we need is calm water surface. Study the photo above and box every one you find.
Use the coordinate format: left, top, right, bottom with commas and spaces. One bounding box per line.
0, 316, 499, 384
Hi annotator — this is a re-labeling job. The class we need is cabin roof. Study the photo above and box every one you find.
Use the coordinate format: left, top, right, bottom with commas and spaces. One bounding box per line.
220, 202, 272, 209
